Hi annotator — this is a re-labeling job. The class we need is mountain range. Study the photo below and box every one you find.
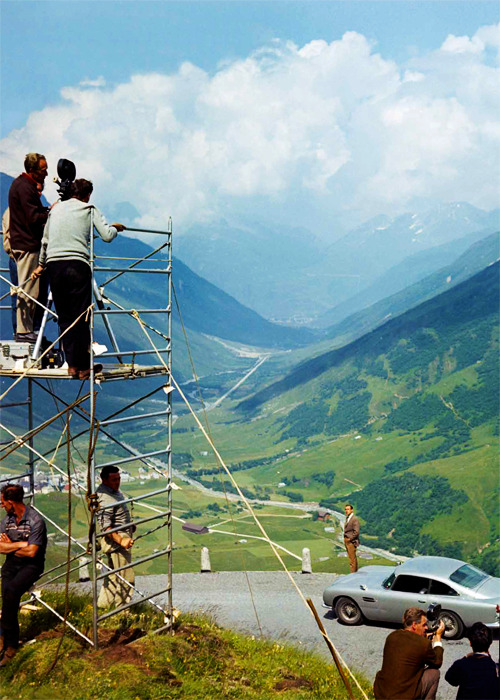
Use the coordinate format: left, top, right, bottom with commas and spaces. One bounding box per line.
175, 203, 499, 322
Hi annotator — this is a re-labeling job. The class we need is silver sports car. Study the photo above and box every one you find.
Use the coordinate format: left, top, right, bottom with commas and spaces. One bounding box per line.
323, 556, 499, 639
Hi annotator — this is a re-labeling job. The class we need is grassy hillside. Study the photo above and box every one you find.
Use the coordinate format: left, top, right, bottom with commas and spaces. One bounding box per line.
170, 264, 499, 572
1, 594, 371, 700
238, 262, 499, 411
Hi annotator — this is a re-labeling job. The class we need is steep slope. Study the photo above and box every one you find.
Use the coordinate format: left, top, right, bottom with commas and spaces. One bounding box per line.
95, 235, 315, 349
322, 231, 500, 346
319, 203, 498, 309
238, 262, 499, 412
318, 228, 499, 328
176, 219, 330, 322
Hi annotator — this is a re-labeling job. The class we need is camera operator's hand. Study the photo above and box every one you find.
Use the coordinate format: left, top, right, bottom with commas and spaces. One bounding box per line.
434, 619, 446, 641
31, 265, 44, 281
112, 222, 126, 232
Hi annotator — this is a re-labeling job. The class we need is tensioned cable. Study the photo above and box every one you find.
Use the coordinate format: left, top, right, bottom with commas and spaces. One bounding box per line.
45, 378, 91, 526
47, 411, 73, 673
171, 282, 210, 433
0, 303, 94, 404
171, 281, 263, 637
0, 272, 58, 318
130, 307, 368, 699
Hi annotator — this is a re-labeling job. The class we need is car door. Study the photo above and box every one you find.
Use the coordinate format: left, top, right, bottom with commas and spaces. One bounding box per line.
381, 574, 431, 623
426, 578, 460, 613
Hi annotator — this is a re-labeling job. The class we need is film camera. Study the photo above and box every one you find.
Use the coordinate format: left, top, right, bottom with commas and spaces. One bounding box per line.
426, 603, 443, 636
54, 158, 76, 200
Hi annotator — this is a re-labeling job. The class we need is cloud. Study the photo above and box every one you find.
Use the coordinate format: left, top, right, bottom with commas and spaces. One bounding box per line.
1, 25, 498, 234
79, 76, 107, 88
441, 34, 484, 54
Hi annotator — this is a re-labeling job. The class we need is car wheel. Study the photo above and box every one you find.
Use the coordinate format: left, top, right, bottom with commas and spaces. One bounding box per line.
334, 597, 363, 625
439, 610, 464, 640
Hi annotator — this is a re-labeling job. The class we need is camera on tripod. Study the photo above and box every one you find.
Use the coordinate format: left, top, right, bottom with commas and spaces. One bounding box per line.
54, 158, 76, 200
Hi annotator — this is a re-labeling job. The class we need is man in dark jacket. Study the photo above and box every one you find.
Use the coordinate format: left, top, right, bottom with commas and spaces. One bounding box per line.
374, 607, 445, 699
445, 622, 499, 699
8, 153, 49, 342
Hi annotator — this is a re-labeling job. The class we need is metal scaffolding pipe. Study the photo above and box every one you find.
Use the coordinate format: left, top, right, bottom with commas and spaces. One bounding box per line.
95, 510, 170, 537
96, 546, 171, 580
96, 447, 170, 469
30, 593, 94, 646
97, 347, 170, 358
95, 267, 170, 274
99, 485, 171, 510
97, 584, 172, 622
100, 409, 170, 426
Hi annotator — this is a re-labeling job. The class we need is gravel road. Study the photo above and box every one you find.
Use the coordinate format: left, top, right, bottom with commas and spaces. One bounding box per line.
134, 571, 499, 700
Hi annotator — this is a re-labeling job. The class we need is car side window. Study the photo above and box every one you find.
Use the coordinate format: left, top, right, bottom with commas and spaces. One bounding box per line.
429, 579, 458, 596
391, 575, 430, 593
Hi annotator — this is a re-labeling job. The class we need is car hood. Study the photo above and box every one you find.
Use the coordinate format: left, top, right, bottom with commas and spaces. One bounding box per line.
474, 576, 500, 600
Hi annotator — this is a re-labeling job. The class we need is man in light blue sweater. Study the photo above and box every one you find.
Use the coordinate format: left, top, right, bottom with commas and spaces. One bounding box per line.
32, 179, 124, 379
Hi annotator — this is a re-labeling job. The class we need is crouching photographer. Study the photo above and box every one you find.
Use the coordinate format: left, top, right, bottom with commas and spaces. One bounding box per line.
374, 606, 445, 700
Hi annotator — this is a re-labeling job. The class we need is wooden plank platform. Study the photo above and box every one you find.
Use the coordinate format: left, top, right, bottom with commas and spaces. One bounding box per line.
0, 364, 169, 381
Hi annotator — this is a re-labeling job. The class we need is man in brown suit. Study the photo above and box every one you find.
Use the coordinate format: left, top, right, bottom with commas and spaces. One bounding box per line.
343, 504, 360, 573
374, 607, 445, 700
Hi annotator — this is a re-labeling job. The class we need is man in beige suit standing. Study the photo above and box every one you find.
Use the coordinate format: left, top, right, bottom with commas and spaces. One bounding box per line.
343, 503, 360, 573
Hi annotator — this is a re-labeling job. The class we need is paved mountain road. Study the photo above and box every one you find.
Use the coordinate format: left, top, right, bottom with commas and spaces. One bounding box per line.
135, 571, 497, 700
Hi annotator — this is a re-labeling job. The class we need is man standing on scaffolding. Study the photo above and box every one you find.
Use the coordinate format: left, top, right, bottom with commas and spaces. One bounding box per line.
0, 484, 47, 667
8, 153, 50, 343
31, 178, 124, 380
96, 466, 135, 609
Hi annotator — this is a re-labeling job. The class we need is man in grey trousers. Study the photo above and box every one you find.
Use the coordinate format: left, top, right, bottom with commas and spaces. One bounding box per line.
96, 466, 135, 609
8, 153, 50, 342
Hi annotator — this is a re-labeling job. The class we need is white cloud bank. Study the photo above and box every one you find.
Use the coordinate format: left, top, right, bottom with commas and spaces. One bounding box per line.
1, 24, 499, 233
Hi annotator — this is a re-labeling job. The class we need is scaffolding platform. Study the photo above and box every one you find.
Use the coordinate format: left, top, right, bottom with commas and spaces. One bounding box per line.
0, 363, 170, 380
0, 220, 173, 648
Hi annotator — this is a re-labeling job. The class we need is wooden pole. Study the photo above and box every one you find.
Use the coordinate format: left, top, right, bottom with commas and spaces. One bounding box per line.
306, 597, 355, 700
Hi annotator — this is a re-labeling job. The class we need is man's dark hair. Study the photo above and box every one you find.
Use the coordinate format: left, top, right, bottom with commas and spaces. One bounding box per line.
403, 607, 427, 628
71, 178, 93, 201
467, 622, 492, 652
24, 153, 46, 173
1, 483, 25, 503
100, 465, 119, 481
345, 503, 353, 509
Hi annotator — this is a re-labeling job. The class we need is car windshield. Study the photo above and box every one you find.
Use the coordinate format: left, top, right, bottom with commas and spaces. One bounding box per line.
382, 572, 396, 589
450, 564, 489, 589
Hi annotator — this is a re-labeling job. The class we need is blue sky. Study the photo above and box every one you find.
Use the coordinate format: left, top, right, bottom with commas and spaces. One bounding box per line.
1, 1, 499, 234
2, 1, 498, 136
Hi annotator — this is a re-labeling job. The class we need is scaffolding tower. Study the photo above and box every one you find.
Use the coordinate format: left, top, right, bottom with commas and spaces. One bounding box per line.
0, 219, 173, 648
